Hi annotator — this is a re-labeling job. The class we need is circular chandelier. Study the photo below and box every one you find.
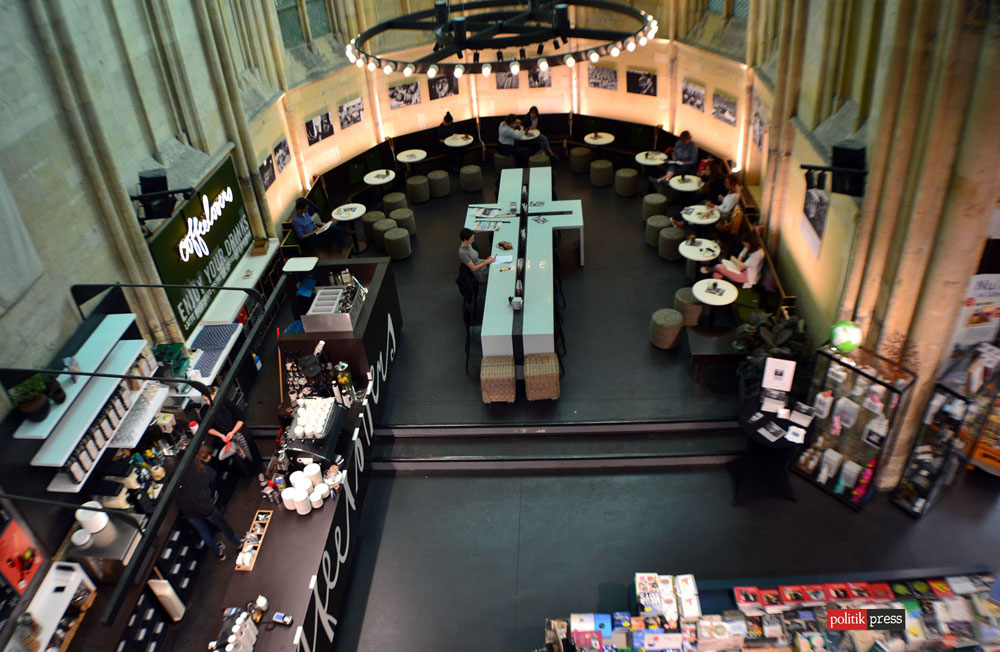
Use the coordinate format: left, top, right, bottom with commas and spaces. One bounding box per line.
345, 1, 659, 79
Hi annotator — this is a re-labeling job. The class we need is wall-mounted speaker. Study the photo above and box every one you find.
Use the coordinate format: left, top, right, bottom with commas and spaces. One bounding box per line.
831, 141, 866, 197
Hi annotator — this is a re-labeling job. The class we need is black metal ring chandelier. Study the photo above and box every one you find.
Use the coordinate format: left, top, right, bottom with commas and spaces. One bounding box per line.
345, 0, 659, 79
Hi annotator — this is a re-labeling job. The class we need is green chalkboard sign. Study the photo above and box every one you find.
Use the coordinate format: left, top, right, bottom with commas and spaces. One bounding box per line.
148, 157, 253, 337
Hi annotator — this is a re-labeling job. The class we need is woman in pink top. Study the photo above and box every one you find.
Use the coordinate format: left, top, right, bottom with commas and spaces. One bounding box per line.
704, 240, 766, 287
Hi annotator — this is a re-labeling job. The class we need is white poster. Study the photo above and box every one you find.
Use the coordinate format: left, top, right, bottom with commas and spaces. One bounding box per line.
800, 188, 830, 258
762, 357, 796, 392
945, 274, 1000, 354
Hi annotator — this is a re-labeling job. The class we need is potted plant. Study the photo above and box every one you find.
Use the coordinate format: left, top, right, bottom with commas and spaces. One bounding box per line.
731, 310, 812, 398
44, 375, 66, 404
10, 374, 50, 422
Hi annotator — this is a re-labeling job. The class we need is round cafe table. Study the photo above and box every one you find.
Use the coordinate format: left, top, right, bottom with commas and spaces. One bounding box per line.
693, 277, 738, 327
364, 168, 396, 187
680, 204, 721, 226
669, 174, 704, 193
635, 151, 667, 167
521, 128, 541, 141
678, 238, 721, 262
396, 149, 426, 164
584, 131, 615, 147
332, 202, 367, 253
444, 133, 475, 148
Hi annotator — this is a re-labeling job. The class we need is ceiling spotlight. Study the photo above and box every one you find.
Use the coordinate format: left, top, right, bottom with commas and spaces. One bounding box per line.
609, 44, 621, 57
346, 50, 357, 63
427, 63, 439, 78
355, 55, 365, 68
481, 62, 492, 76
639, 34, 648, 46
454, 64, 465, 78
588, 49, 599, 63
367, 58, 377, 71
383, 62, 395, 75
536, 43, 545, 55
403, 63, 415, 77
626, 38, 636, 52
553, 39, 561, 50
457, 49, 464, 59
538, 58, 549, 72
519, 48, 527, 60
497, 51, 504, 61
473, 51, 480, 63
509, 60, 520, 75
561, 36, 568, 45
563, 53, 575, 67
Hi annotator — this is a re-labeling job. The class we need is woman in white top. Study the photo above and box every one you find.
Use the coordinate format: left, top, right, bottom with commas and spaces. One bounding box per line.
706, 239, 766, 288
706, 173, 741, 217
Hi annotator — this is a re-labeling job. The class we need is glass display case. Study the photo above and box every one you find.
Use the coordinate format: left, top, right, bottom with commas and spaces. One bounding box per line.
793, 345, 916, 510
892, 343, 1000, 516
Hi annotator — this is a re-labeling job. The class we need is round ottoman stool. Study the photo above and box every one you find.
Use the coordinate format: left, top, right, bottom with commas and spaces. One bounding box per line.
642, 193, 668, 220
674, 287, 703, 326
390, 208, 416, 236
361, 210, 385, 246
529, 151, 551, 167
460, 165, 483, 192
569, 147, 593, 174
650, 309, 684, 349
645, 215, 671, 247
428, 170, 450, 197
384, 227, 412, 260
372, 218, 398, 250
658, 226, 686, 261
494, 152, 515, 172
383, 192, 407, 214
590, 159, 613, 187
406, 175, 430, 203
615, 168, 639, 196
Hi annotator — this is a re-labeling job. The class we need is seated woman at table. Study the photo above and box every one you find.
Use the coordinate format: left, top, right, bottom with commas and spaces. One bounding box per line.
437, 112, 461, 171
459, 228, 495, 284
521, 106, 557, 158
698, 159, 727, 199
707, 173, 742, 218
703, 239, 765, 288
498, 114, 535, 167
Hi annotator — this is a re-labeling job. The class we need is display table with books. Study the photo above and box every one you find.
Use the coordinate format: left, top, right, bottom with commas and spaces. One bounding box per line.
545, 567, 997, 651
730, 395, 811, 505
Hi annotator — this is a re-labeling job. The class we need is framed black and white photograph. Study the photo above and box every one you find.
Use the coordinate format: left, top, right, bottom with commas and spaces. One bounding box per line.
800, 187, 830, 258
305, 111, 333, 146
712, 91, 738, 127
762, 357, 796, 393
338, 97, 364, 129
626, 69, 657, 96
319, 112, 334, 139
428, 75, 459, 101
528, 68, 552, 88
751, 93, 768, 151
272, 138, 291, 174
587, 65, 618, 91
495, 72, 519, 90
259, 154, 276, 190
388, 81, 421, 109
681, 78, 705, 112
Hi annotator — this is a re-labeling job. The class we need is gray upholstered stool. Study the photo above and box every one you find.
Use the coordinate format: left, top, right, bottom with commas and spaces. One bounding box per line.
390, 208, 416, 236
406, 175, 430, 204
590, 159, 613, 187
529, 151, 551, 167
658, 226, 686, 261
372, 218, 398, 250
428, 169, 450, 197
642, 193, 668, 220
383, 227, 412, 260
460, 165, 483, 191
674, 287, 703, 326
494, 152, 515, 172
361, 211, 385, 246
569, 147, 593, 174
650, 308, 684, 349
383, 192, 407, 214
645, 215, 671, 247
615, 168, 639, 197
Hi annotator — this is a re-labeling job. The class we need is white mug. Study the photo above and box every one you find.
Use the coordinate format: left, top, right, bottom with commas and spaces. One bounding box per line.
256, 594, 269, 611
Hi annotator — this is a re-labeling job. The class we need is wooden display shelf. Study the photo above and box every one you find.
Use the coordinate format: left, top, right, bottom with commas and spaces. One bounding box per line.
234, 510, 272, 572
56, 588, 96, 652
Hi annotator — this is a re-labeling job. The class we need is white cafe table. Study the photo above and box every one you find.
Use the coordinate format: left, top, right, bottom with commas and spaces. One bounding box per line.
669, 174, 704, 193
635, 151, 667, 166
444, 133, 475, 148
692, 278, 738, 306
678, 238, 722, 262
396, 149, 426, 164
584, 132, 615, 147
680, 204, 721, 226
363, 169, 395, 186
282, 257, 319, 273
332, 202, 367, 252
522, 129, 541, 141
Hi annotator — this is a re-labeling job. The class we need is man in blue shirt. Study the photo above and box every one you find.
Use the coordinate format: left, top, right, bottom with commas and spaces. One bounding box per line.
651, 131, 699, 192
290, 198, 349, 247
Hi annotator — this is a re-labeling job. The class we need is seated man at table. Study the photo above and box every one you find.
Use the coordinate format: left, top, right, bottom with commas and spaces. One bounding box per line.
652, 131, 698, 188
498, 114, 536, 167
290, 198, 350, 248
703, 239, 765, 288
458, 228, 495, 284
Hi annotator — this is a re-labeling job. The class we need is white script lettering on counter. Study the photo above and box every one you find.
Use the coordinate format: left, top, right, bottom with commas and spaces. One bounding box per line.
178, 186, 235, 262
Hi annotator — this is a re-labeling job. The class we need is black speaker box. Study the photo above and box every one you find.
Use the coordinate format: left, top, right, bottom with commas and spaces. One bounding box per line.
139, 168, 168, 194
831, 141, 866, 197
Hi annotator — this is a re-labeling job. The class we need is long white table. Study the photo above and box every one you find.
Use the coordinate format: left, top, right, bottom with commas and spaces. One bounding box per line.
522, 168, 584, 355
463, 169, 523, 357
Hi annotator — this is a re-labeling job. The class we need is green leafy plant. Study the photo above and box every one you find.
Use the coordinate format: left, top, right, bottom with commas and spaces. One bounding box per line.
731, 311, 812, 395
9, 374, 48, 406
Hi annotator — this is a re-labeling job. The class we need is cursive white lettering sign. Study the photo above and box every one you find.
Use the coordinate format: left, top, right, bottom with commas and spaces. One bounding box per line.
177, 186, 234, 262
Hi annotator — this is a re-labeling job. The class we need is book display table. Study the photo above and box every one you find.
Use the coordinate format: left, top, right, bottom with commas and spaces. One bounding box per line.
730, 396, 809, 505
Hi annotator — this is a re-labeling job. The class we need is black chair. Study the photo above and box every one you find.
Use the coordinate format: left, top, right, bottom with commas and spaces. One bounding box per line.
552, 245, 566, 310
463, 300, 482, 375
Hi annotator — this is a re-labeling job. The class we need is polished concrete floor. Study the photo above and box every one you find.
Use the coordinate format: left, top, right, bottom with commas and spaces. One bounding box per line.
376, 161, 741, 427
335, 468, 1000, 652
